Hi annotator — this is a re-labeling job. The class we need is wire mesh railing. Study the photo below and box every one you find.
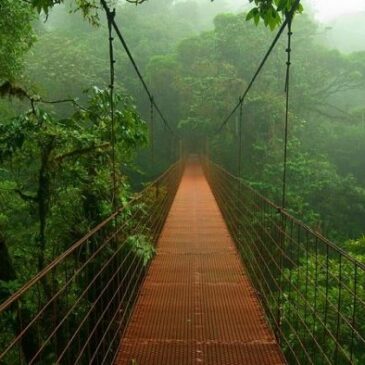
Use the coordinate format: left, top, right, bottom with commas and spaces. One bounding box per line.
203, 158, 365, 365
0, 160, 183, 365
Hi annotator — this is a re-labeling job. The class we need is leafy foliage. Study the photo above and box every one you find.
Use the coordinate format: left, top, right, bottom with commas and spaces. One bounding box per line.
0, 87, 146, 278
126, 234, 156, 266
282, 250, 365, 364
246, 0, 304, 29
0, 1, 35, 81
0, 1, 365, 363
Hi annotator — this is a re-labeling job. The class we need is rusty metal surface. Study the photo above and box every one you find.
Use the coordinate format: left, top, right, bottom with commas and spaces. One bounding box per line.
115, 160, 285, 365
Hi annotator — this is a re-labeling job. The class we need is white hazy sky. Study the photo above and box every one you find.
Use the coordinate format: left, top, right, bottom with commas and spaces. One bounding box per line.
307, 0, 365, 22
228, 0, 365, 23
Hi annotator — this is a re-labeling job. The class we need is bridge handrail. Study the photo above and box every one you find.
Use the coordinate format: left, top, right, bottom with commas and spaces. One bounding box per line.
206, 158, 365, 272
203, 157, 365, 365
0, 159, 184, 365
0, 159, 182, 313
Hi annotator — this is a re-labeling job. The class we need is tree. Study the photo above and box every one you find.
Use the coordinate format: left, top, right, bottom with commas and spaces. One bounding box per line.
0, 87, 146, 275
25, 0, 304, 29
0, 1, 35, 82
245, 0, 303, 29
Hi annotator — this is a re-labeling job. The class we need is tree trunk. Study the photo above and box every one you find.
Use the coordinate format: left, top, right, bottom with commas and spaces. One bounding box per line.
0, 235, 39, 363
37, 139, 54, 272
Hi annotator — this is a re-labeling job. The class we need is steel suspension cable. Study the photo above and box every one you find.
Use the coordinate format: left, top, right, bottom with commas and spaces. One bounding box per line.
150, 96, 155, 163
238, 97, 243, 180
282, 16, 293, 210
216, 0, 301, 134
276, 15, 294, 341
106, 6, 117, 209
237, 97, 244, 242
100, 0, 176, 137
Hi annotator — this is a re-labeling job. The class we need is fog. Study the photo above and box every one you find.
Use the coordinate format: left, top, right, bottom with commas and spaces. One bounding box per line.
184, 0, 365, 53
173, 0, 365, 53
1, 2, 365, 363
3, 0, 365, 245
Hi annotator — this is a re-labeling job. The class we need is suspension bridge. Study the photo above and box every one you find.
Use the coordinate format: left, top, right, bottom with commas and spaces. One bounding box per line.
1, 0, 364, 364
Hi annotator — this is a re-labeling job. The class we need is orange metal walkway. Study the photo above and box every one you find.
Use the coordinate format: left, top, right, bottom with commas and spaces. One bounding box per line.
116, 161, 285, 365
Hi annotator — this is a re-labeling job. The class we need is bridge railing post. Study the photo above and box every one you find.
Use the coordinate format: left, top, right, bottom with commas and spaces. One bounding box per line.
202, 160, 365, 365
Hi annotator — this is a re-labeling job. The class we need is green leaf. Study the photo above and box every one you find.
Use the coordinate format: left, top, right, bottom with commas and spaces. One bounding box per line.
277, 0, 288, 12
246, 8, 258, 21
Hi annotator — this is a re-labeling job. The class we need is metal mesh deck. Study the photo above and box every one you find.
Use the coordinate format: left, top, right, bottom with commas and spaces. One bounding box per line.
115, 161, 285, 365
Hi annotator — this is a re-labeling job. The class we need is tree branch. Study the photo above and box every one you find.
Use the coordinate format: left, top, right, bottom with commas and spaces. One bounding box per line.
53, 142, 111, 163
126, 0, 148, 4
13, 189, 38, 202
